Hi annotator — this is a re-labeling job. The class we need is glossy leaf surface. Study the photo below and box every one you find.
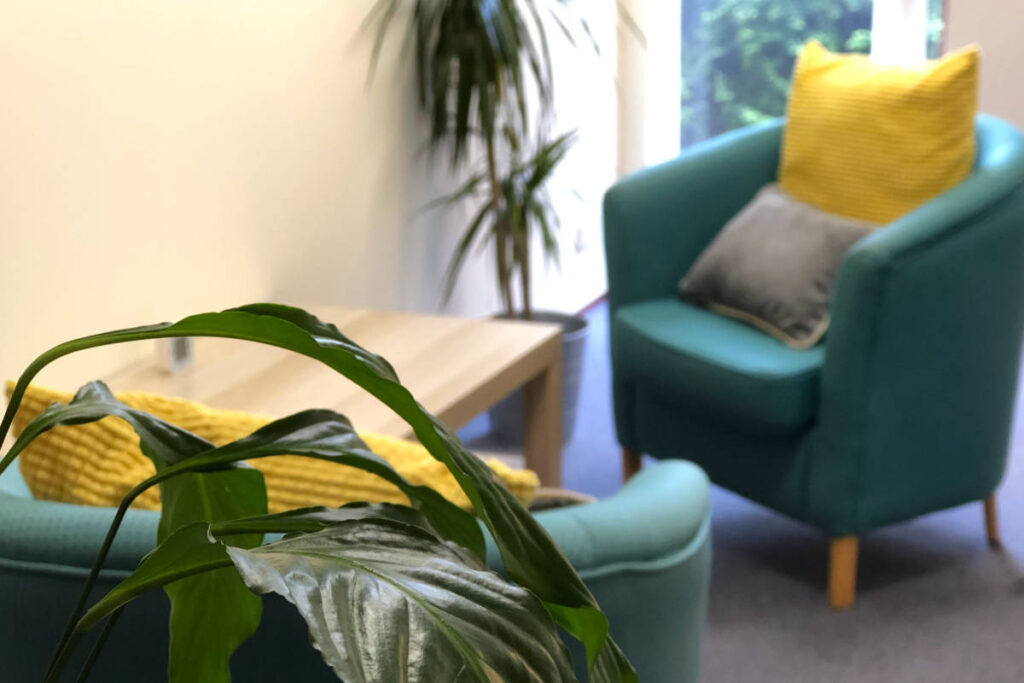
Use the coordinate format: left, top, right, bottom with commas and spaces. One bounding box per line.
227, 513, 576, 683
8, 383, 268, 683
2, 381, 212, 471
151, 408, 485, 561
211, 502, 441, 538
77, 523, 235, 633
0, 304, 636, 681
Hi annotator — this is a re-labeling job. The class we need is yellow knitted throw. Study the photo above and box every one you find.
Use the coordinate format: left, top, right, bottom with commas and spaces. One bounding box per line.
6, 384, 537, 513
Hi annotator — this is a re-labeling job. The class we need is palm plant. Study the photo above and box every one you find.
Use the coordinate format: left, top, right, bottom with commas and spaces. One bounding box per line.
367, 0, 581, 318
433, 128, 576, 316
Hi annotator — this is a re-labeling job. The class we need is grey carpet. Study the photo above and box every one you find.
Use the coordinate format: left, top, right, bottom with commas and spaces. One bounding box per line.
463, 301, 1024, 682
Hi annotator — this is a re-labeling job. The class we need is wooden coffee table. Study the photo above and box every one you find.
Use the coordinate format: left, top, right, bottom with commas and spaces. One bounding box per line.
101, 306, 565, 485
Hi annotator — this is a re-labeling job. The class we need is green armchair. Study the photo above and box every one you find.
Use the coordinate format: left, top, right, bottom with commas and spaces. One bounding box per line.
0, 459, 711, 681
604, 114, 1024, 609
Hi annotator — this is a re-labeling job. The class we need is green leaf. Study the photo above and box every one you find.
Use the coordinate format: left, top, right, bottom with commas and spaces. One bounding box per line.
211, 502, 437, 538
31, 400, 477, 681
155, 408, 486, 561
442, 199, 494, 304
3, 380, 213, 470
9, 383, 268, 683
158, 469, 267, 544
226, 513, 576, 683
159, 469, 267, 683
363, 0, 556, 167
60, 523, 265, 682
591, 638, 639, 683
76, 523, 235, 637
422, 170, 488, 211
0, 304, 636, 681
163, 566, 261, 683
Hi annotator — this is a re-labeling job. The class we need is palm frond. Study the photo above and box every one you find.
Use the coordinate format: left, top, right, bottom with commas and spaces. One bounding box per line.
421, 171, 489, 212
362, 0, 401, 76
442, 200, 493, 304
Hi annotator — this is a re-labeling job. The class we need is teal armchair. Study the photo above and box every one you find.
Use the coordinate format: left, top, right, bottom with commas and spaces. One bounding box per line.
0, 459, 711, 682
604, 114, 1024, 609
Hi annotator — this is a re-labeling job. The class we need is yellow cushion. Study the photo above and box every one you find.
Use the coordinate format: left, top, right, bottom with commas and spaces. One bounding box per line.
6, 384, 538, 513
779, 40, 979, 224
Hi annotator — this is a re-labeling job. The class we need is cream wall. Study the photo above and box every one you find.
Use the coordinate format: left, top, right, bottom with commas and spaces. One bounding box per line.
0, 1, 615, 388
946, 0, 1024, 128
616, 0, 682, 175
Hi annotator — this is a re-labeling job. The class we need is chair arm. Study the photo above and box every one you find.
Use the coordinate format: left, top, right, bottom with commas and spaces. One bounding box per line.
809, 115, 1024, 533
603, 121, 783, 313
0, 493, 158, 575
2, 459, 711, 579
527, 461, 711, 683
484, 460, 710, 575
532, 461, 710, 576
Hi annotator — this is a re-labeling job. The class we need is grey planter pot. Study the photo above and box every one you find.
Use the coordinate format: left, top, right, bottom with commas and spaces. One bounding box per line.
488, 311, 588, 446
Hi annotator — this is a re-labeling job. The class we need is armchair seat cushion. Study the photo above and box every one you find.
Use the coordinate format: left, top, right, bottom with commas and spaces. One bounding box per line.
612, 299, 825, 434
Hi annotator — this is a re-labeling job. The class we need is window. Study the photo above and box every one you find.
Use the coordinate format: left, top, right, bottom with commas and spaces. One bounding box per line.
926, 0, 946, 58
680, 0, 947, 147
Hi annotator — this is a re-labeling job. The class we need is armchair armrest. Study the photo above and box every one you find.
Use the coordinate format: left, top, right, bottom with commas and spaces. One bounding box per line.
603, 120, 783, 312
810, 115, 1024, 533
0, 492, 158, 576
531, 460, 710, 575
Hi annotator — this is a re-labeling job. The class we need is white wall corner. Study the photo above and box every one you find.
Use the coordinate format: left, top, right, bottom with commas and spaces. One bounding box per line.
617, 0, 682, 177
871, 0, 930, 65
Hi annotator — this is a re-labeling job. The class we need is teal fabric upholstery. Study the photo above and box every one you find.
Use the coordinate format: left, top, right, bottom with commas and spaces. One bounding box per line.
605, 114, 1024, 538
615, 299, 825, 434
0, 460, 711, 682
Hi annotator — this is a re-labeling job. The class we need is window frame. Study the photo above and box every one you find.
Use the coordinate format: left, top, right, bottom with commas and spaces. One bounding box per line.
616, 0, 937, 171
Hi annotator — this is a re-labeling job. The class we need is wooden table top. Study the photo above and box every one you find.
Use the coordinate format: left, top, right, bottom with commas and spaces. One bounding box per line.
101, 306, 563, 439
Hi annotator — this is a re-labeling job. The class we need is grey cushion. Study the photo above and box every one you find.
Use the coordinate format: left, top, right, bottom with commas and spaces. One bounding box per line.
678, 184, 876, 349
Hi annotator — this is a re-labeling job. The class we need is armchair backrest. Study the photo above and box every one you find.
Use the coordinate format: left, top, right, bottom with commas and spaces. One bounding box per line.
810, 115, 1024, 532
603, 120, 783, 314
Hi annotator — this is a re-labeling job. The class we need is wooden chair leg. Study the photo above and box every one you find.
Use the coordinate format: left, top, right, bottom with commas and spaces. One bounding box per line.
622, 447, 642, 482
984, 494, 1001, 548
828, 536, 858, 611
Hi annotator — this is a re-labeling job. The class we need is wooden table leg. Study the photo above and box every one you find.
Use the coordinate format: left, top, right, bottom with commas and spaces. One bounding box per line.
523, 347, 563, 487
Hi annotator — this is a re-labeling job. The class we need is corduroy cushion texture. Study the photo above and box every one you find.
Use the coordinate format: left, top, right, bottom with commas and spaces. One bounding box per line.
6, 384, 538, 513
779, 40, 979, 223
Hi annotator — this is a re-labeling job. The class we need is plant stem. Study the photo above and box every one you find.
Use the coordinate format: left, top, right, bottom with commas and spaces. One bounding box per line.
45, 477, 154, 682
45, 631, 84, 683
0, 326, 203, 477
486, 135, 514, 316
520, 213, 533, 320
76, 608, 123, 682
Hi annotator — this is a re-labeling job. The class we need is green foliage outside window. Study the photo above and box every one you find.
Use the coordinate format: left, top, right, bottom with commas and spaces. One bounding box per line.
681, 0, 946, 146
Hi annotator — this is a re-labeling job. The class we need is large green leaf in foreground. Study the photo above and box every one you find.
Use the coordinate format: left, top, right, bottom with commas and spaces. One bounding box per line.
159, 469, 266, 683
227, 507, 576, 682
182, 408, 485, 560
20, 392, 487, 682
5, 382, 267, 683
0, 304, 636, 681
75, 523, 236, 634
73, 508, 577, 682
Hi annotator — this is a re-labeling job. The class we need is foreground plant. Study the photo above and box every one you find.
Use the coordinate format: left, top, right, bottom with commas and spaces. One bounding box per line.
0, 304, 636, 682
